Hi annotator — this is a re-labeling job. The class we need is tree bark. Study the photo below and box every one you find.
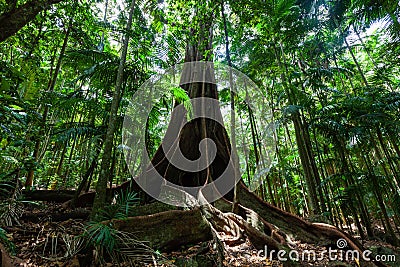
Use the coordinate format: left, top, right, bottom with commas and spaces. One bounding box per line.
71, 138, 103, 207
22, 189, 76, 202
21, 210, 90, 222
221, 1, 240, 214
91, 0, 136, 219
0, 242, 23, 267
110, 208, 213, 252
0, 0, 65, 42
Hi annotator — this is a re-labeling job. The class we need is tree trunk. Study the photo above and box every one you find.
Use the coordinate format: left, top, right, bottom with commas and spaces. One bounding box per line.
0, 0, 65, 42
221, 1, 240, 214
91, 0, 136, 219
111, 208, 213, 252
25, 13, 73, 188
344, 36, 369, 87
71, 138, 103, 207
23, 189, 75, 202
292, 112, 321, 215
59, 3, 391, 266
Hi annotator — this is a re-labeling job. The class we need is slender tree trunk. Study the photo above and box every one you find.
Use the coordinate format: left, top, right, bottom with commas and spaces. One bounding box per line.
343, 37, 369, 87
301, 112, 326, 214
91, 0, 136, 219
346, 151, 374, 238
64, 135, 78, 185
362, 152, 399, 245
221, 1, 240, 214
56, 141, 68, 177
312, 128, 334, 223
271, 42, 321, 215
376, 127, 400, 188
292, 113, 321, 215
72, 138, 103, 207
25, 14, 73, 188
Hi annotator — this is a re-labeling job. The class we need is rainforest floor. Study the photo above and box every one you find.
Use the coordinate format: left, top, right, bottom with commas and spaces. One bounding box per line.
1, 202, 399, 267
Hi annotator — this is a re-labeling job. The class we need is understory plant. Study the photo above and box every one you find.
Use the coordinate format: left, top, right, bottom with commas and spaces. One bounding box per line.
83, 190, 160, 266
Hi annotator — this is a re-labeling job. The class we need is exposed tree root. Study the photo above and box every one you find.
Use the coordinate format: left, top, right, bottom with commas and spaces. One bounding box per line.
207, 223, 225, 267
201, 202, 286, 252
108, 203, 294, 264
110, 208, 213, 252
22, 190, 76, 203
236, 181, 388, 267
0, 243, 23, 267
215, 197, 290, 245
20, 210, 90, 222
64, 180, 135, 208
58, 181, 389, 266
0, 243, 11, 267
